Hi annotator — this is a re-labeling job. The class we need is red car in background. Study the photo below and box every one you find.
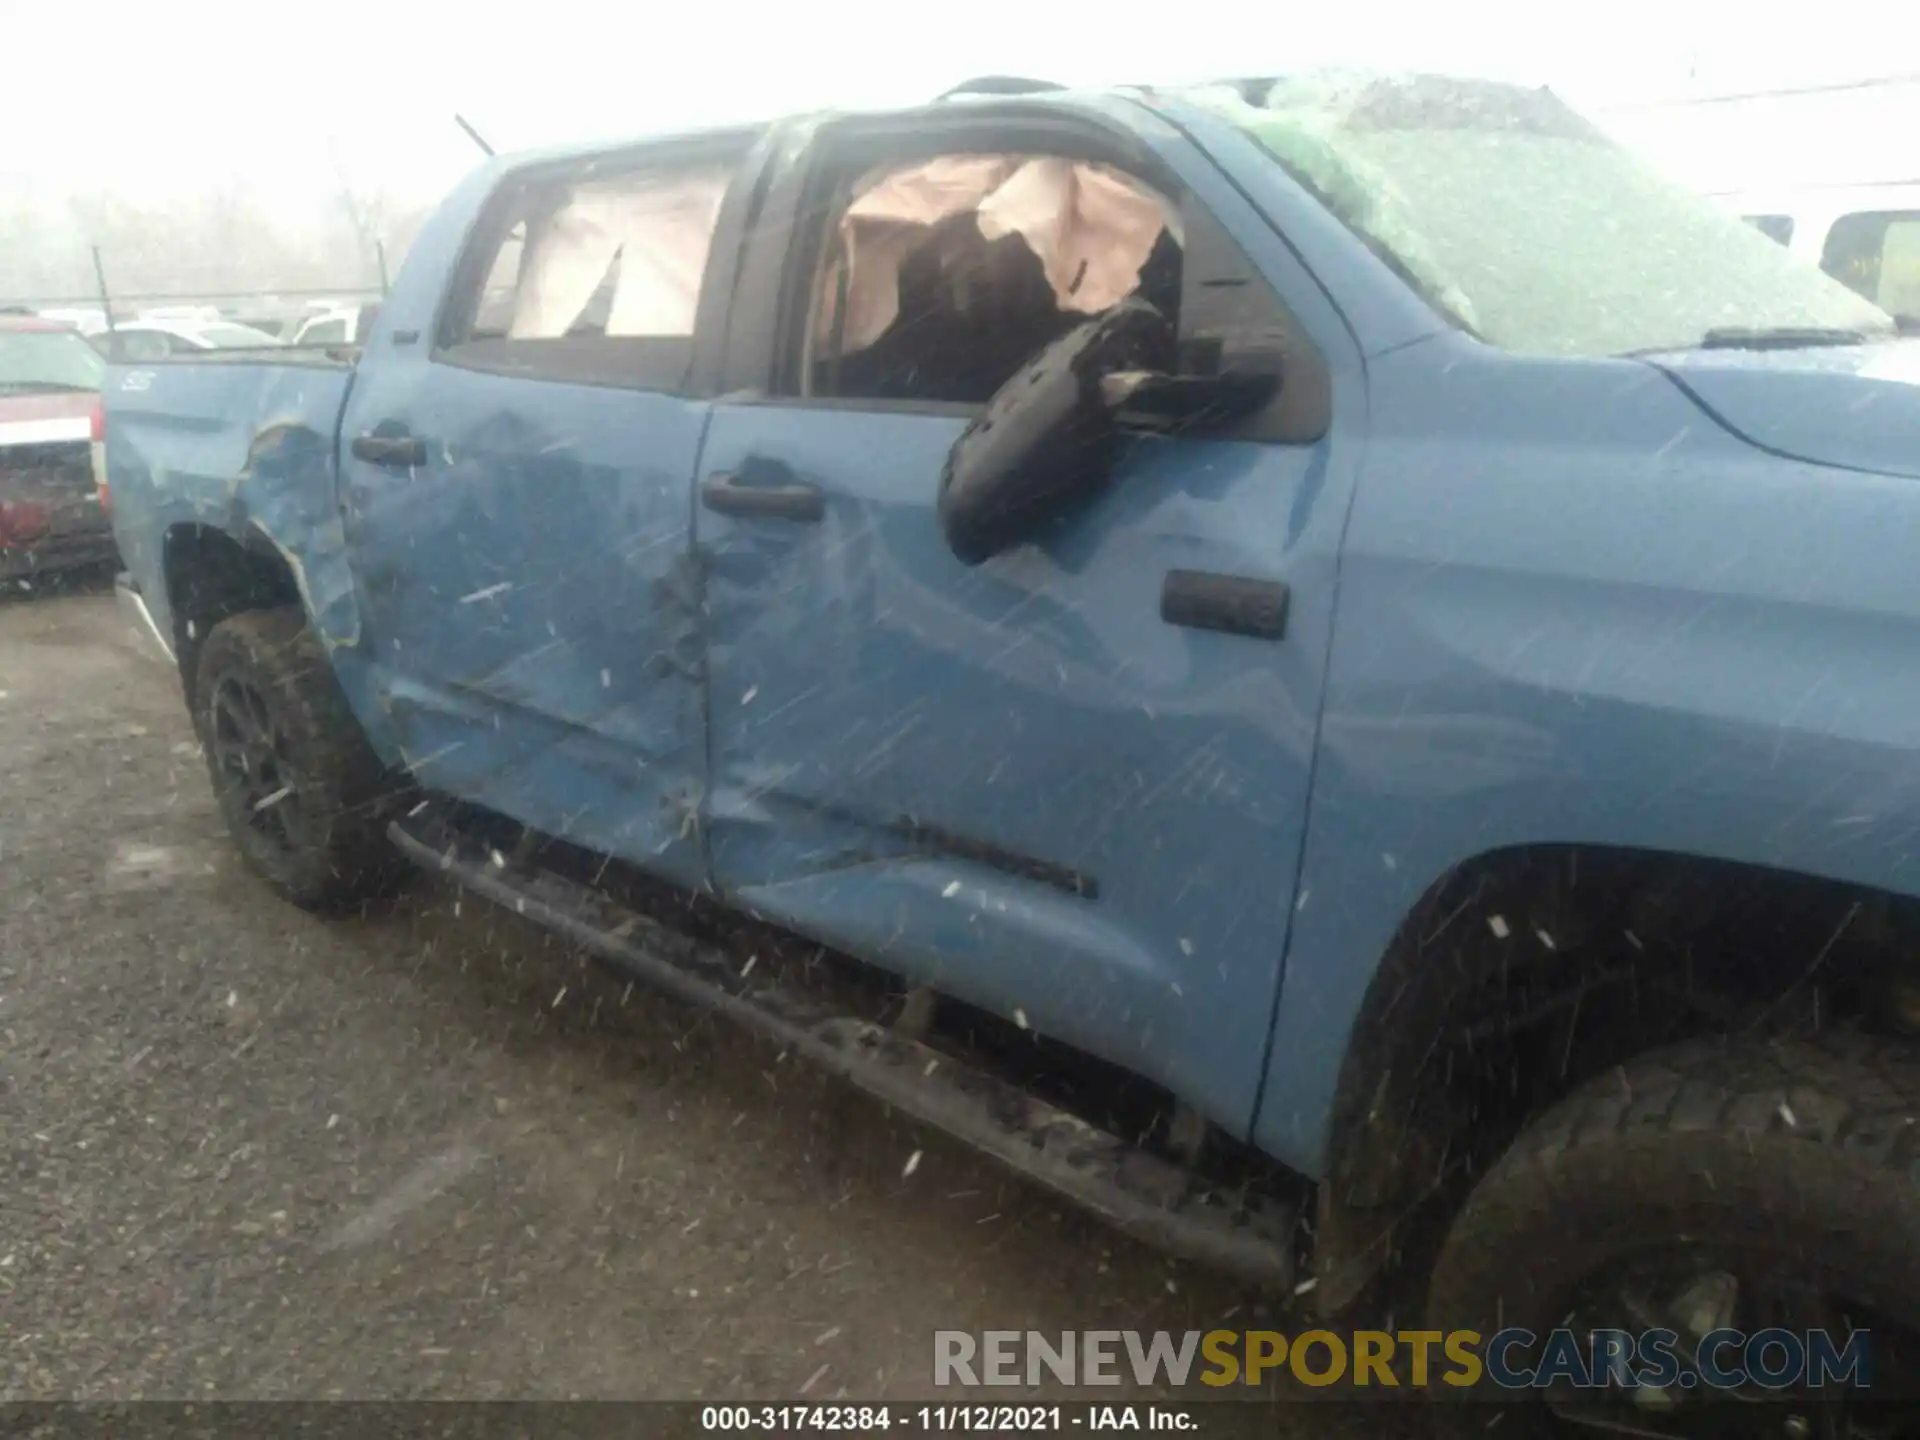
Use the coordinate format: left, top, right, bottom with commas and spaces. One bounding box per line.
0, 314, 115, 585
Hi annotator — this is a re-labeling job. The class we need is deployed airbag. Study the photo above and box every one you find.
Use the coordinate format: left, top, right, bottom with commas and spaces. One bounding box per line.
510, 169, 731, 340
823, 155, 1178, 354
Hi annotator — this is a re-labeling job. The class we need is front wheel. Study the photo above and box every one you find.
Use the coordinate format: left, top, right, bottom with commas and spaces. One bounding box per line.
193, 608, 410, 911
1426, 1034, 1920, 1436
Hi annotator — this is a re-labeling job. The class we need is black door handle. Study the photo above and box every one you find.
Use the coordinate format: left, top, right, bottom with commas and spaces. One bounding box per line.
701, 472, 824, 524
1161, 570, 1290, 640
351, 433, 427, 468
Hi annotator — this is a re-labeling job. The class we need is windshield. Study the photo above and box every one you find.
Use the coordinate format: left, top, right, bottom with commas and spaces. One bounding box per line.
1187, 73, 1897, 358
0, 327, 109, 392
193, 322, 283, 348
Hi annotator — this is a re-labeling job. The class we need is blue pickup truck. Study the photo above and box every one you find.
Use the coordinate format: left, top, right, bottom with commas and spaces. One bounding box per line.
107, 70, 1920, 1414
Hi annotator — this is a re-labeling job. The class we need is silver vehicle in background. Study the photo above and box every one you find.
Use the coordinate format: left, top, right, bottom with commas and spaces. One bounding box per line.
87, 317, 286, 362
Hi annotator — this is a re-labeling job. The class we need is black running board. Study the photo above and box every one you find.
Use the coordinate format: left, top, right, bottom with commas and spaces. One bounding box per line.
389, 813, 1297, 1289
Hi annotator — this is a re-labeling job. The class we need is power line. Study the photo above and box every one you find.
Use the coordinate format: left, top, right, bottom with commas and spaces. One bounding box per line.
1600, 72, 1920, 112
1706, 177, 1920, 196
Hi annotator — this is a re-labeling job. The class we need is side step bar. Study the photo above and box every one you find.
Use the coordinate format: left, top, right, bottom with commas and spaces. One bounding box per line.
389, 813, 1297, 1289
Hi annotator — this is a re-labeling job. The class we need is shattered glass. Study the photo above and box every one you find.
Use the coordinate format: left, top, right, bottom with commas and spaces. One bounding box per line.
1184, 70, 1896, 356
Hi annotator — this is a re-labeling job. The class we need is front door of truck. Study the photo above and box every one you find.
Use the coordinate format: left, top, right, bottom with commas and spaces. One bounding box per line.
338, 134, 758, 889
691, 114, 1366, 1136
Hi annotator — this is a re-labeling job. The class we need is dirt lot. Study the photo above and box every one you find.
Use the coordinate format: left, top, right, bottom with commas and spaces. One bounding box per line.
1, 581, 1406, 1413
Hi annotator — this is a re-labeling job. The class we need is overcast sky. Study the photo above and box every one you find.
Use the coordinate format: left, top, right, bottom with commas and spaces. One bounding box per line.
4, 0, 1916, 214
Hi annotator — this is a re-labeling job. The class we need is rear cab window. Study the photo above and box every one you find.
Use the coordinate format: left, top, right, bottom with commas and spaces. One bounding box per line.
436, 140, 752, 392
1743, 214, 1795, 245
105, 331, 174, 363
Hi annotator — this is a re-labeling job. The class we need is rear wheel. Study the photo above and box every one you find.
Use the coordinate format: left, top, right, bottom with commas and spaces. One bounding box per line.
193, 608, 409, 910
1426, 1034, 1920, 1436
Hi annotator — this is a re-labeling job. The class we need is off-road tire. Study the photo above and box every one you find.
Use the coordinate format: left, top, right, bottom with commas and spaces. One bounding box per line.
1426, 1032, 1920, 1406
193, 607, 410, 911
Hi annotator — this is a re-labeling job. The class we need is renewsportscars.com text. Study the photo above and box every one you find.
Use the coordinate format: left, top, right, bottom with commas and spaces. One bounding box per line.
934, 1328, 1872, 1392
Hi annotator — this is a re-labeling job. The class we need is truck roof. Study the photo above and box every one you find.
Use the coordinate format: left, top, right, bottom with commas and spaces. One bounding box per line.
474, 80, 1151, 173
472, 70, 1597, 179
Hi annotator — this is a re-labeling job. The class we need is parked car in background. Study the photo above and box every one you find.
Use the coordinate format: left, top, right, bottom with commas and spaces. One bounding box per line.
224, 312, 305, 341
92, 318, 284, 362
32, 307, 109, 334
0, 314, 113, 583
227, 309, 316, 341
134, 305, 225, 325
224, 299, 368, 342
288, 304, 378, 347
1723, 183, 1920, 330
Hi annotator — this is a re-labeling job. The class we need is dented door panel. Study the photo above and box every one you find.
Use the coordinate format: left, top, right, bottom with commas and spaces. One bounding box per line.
693, 112, 1367, 1136
337, 359, 711, 887
696, 405, 1350, 1136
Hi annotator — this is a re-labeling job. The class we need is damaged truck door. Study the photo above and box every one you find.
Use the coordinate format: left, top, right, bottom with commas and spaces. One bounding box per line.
691, 113, 1355, 1134
337, 136, 754, 886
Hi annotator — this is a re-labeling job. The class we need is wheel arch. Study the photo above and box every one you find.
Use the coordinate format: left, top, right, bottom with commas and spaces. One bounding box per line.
162, 521, 303, 708
1306, 840, 1920, 1316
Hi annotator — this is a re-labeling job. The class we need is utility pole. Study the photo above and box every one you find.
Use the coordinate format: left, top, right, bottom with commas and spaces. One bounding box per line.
90, 246, 116, 333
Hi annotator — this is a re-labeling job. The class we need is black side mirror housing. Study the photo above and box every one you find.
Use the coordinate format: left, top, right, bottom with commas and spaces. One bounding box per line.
937, 301, 1174, 566
1098, 368, 1282, 430
936, 302, 1287, 565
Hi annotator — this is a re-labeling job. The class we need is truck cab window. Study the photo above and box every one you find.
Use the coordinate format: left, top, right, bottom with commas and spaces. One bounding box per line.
113, 330, 173, 362
470, 223, 527, 340
439, 160, 735, 390
800, 154, 1182, 407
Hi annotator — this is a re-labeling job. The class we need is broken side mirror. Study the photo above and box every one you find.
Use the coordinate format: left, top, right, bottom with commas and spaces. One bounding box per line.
937, 300, 1174, 566
1098, 366, 1282, 431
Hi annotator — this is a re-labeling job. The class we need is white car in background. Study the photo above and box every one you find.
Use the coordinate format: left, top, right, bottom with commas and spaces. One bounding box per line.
90, 318, 284, 362
287, 304, 376, 347
1720, 182, 1920, 330
34, 307, 110, 334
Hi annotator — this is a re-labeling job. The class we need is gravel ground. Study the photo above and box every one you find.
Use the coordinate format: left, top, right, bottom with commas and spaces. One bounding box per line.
0, 582, 1415, 1416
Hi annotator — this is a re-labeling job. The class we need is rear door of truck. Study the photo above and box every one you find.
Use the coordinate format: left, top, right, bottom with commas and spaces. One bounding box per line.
335, 127, 766, 891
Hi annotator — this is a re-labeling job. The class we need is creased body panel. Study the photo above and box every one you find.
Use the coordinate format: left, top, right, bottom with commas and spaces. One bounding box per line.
337, 355, 712, 889
101, 359, 391, 748
1256, 337, 1920, 1175
700, 411, 1339, 1133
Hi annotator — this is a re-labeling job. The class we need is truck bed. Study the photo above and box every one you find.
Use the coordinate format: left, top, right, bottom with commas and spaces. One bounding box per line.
103, 356, 362, 659
124, 344, 361, 369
